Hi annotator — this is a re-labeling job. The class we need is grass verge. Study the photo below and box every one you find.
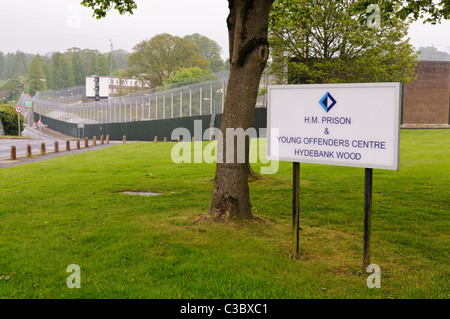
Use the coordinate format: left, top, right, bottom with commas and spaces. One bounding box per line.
0, 129, 448, 298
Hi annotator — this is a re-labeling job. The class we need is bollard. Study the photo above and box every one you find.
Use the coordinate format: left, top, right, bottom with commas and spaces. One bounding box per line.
66, 140, 70, 151
164, 137, 167, 143
154, 136, 158, 143
100, 135, 104, 145
106, 135, 110, 144
85, 137, 89, 148
10, 145, 16, 160
76, 139, 80, 149
123, 135, 126, 144
54, 141, 59, 153
41, 143, 46, 155
26, 144, 32, 157
93, 136, 97, 146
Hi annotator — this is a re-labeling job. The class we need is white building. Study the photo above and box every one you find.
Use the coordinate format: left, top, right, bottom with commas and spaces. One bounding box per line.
85, 76, 150, 101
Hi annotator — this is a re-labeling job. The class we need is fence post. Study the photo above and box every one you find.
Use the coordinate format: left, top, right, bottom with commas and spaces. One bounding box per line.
54, 141, 59, 153
210, 85, 213, 114
41, 142, 46, 155
106, 135, 110, 144
164, 137, 167, 143
171, 93, 174, 118
123, 135, 126, 144
200, 86, 203, 115
93, 136, 97, 146
180, 91, 183, 117
10, 145, 16, 160
66, 140, 70, 151
154, 136, 158, 143
77, 139, 80, 149
100, 135, 104, 145
26, 144, 32, 157
222, 81, 225, 113
85, 137, 89, 148
163, 95, 166, 119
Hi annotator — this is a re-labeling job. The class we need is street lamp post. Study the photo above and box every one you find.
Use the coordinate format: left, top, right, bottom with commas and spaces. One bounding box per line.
25, 79, 46, 135
26, 78, 46, 95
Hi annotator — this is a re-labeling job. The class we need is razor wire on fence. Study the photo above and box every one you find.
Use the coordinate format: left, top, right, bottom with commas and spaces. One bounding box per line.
32, 71, 268, 125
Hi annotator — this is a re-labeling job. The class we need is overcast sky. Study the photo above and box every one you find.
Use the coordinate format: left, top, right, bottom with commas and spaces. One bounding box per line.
0, 0, 449, 58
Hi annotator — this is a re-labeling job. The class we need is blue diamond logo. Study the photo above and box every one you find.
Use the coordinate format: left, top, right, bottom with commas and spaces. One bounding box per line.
319, 92, 337, 113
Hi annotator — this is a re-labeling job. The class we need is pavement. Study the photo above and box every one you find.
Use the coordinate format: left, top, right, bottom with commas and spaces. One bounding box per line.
0, 126, 120, 169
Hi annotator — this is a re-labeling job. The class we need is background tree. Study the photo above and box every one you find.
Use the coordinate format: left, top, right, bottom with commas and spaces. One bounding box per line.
184, 33, 226, 72
110, 49, 131, 71
127, 33, 210, 87
41, 58, 52, 88
2, 52, 28, 78
25, 55, 47, 96
87, 52, 98, 76
50, 52, 75, 89
96, 54, 110, 75
72, 52, 86, 85
0, 52, 5, 78
163, 67, 218, 87
60, 55, 75, 88
81, 0, 449, 221
269, 0, 419, 84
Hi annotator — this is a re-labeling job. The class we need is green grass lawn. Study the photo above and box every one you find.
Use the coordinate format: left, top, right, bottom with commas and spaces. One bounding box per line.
0, 129, 448, 299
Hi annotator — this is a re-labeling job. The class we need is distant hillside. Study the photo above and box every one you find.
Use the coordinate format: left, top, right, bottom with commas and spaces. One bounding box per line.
106, 49, 130, 71
418, 46, 450, 61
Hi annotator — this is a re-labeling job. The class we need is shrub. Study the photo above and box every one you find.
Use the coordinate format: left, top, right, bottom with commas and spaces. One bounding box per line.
0, 104, 24, 136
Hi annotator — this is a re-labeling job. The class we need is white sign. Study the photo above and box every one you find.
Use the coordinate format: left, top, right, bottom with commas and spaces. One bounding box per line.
267, 83, 402, 170
15, 105, 23, 113
25, 101, 32, 107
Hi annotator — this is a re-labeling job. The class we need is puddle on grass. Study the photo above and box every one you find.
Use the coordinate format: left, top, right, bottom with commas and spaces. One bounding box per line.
120, 191, 163, 196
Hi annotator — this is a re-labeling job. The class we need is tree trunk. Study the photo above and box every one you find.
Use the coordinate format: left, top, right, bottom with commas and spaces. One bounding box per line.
207, 0, 274, 220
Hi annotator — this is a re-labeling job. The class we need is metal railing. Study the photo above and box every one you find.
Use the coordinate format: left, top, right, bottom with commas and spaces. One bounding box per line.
32, 73, 268, 125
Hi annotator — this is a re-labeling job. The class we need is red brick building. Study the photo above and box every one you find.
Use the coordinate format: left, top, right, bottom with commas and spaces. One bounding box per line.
403, 61, 450, 125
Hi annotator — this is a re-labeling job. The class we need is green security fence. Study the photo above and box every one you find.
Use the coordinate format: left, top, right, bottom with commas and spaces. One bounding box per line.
34, 108, 267, 141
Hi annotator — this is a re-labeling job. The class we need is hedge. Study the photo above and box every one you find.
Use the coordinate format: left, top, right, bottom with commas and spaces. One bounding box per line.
0, 104, 24, 136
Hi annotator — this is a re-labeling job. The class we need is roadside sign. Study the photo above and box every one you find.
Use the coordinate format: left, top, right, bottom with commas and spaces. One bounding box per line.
15, 105, 23, 113
267, 82, 401, 170
267, 82, 402, 266
37, 119, 43, 126
25, 101, 32, 107
31, 122, 37, 128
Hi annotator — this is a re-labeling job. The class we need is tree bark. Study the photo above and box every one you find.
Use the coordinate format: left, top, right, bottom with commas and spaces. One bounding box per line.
207, 0, 274, 220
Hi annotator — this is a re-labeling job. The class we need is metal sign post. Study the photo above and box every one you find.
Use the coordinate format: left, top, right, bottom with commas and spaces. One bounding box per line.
15, 105, 23, 136
363, 168, 373, 269
292, 162, 300, 258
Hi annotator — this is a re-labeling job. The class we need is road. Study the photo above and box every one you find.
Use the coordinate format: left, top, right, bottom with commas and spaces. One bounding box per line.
0, 126, 81, 159
1, 95, 118, 163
